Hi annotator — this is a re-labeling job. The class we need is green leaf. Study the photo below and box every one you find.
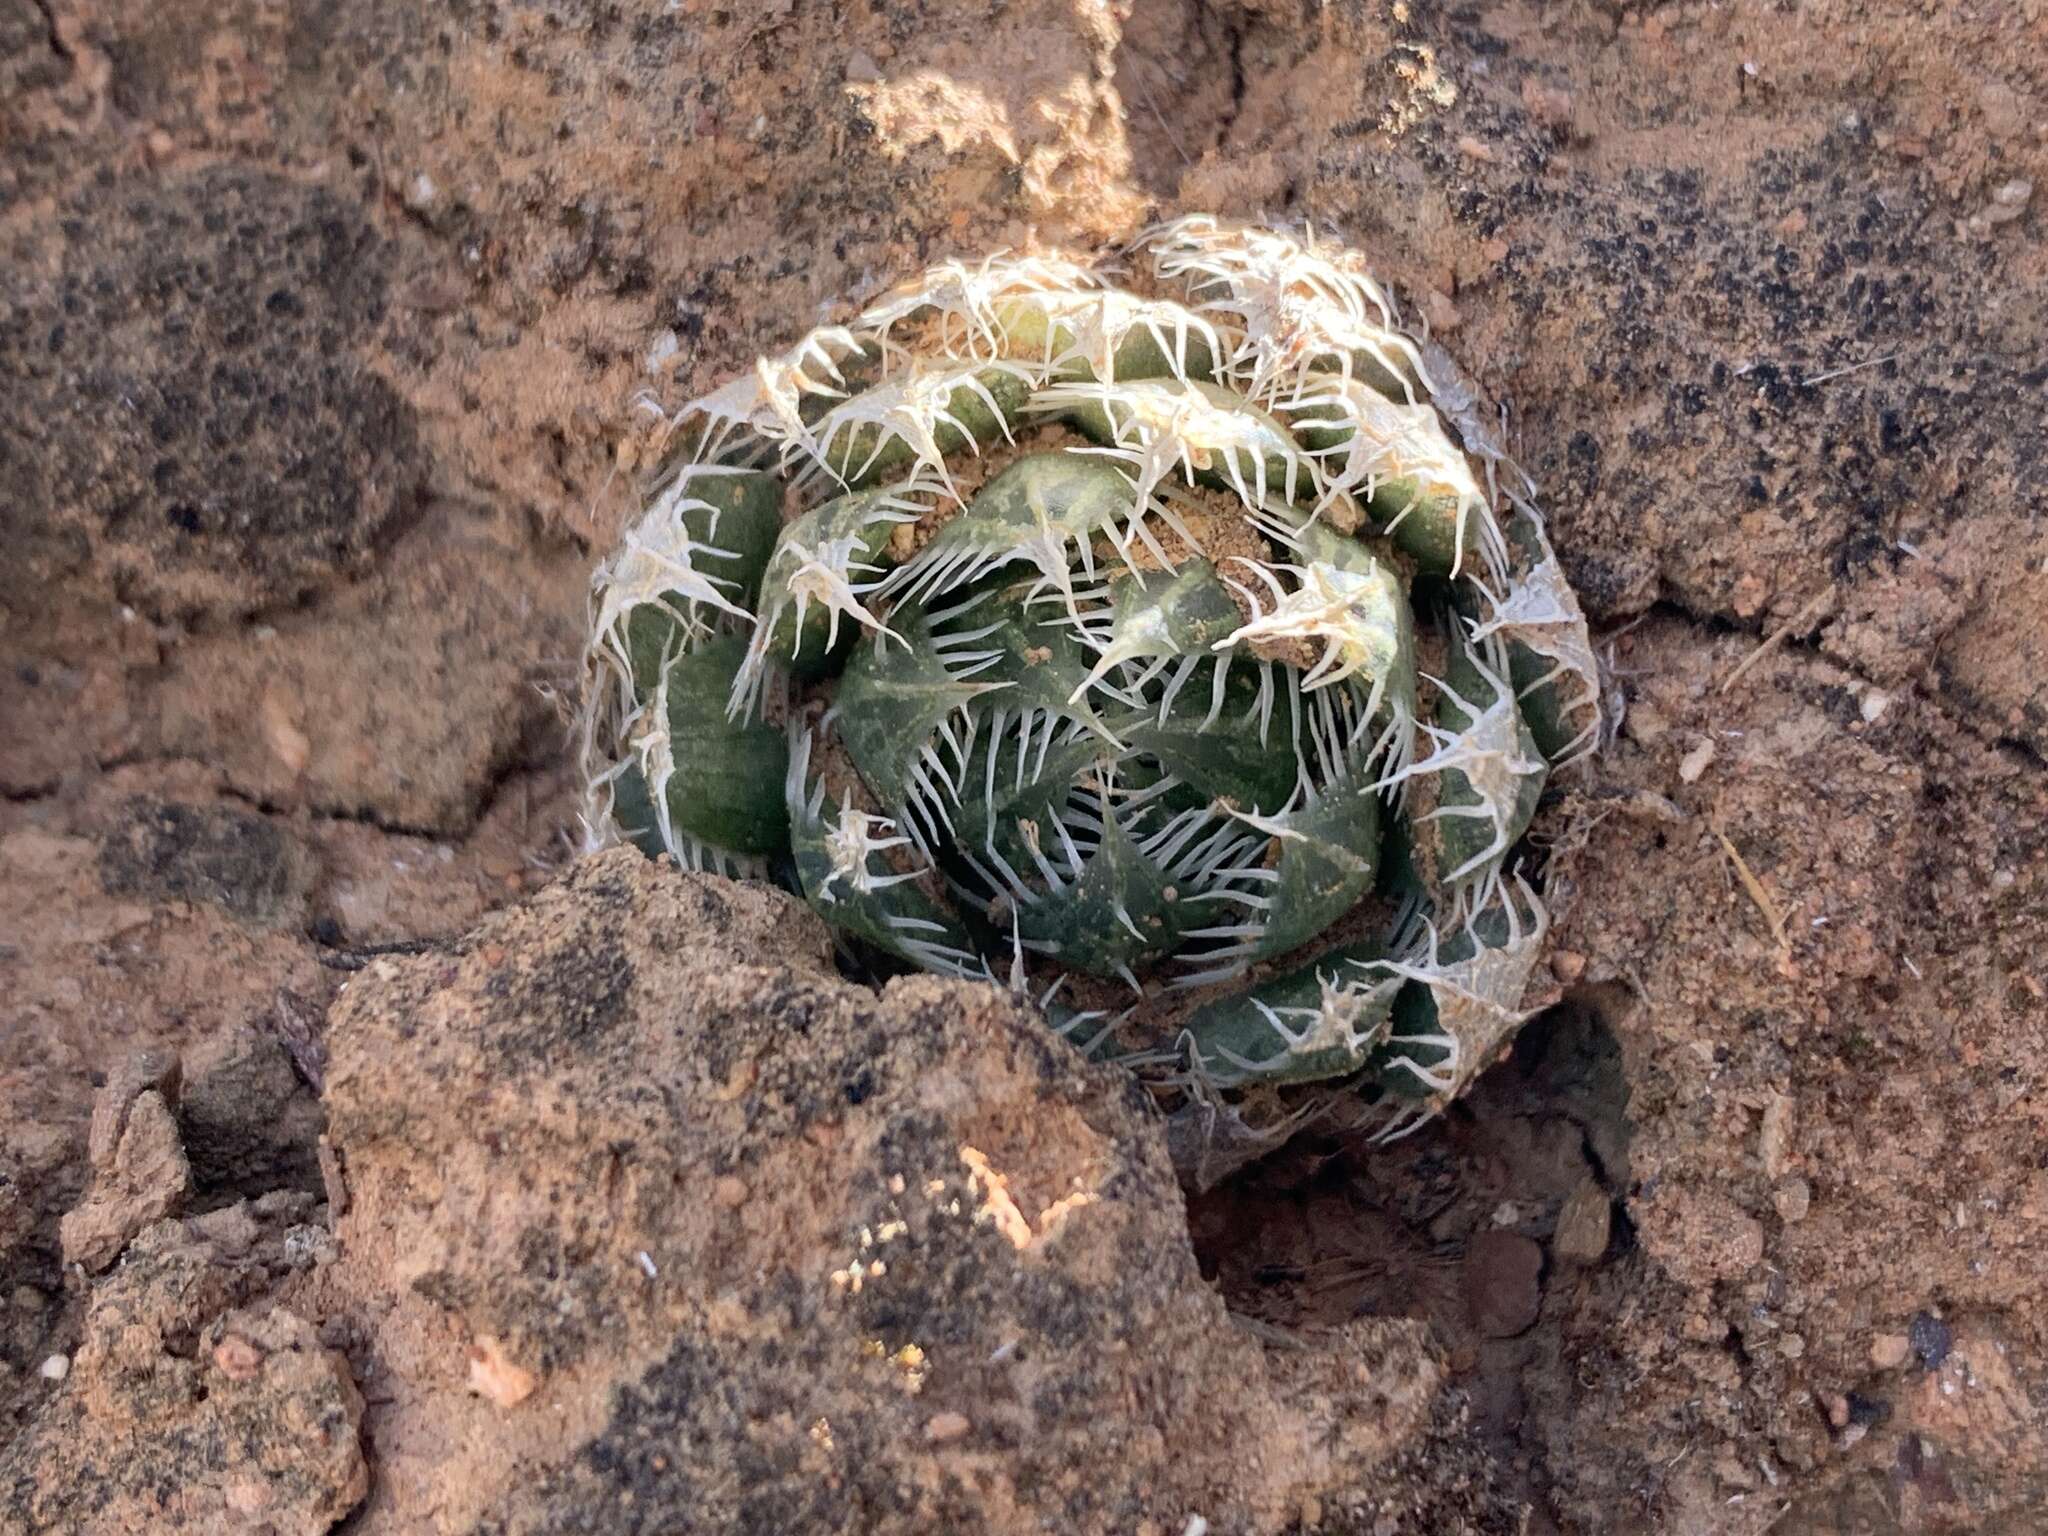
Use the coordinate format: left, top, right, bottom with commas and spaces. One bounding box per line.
753, 485, 921, 678
813, 363, 1035, 489
604, 761, 667, 859
892, 451, 1141, 605
1179, 940, 1398, 1086
1283, 381, 1496, 577
1050, 378, 1313, 509
645, 634, 791, 856
994, 292, 1221, 383
833, 599, 1006, 812
1013, 807, 1180, 980
1071, 560, 1243, 702
615, 468, 783, 700
1117, 659, 1302, 816
1248, 773, 1385, 960
787, 765, 982, 975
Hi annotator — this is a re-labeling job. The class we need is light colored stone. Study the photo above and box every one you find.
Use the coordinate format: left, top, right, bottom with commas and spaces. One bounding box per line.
1554, 1179, 1613, 1265
1773, 1175, 1813, 1223
88, 1050, 182, 1170
212, 1334, 266, 1382
1759, 1092, 1796, 1180
1624, 699, 1670, 745
467, 1336, 538, 1408
61, 1090, 192, 1273
187, 1201, 261, 1257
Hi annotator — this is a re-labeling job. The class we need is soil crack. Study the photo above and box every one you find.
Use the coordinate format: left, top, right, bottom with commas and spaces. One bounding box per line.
1220, 8, 1247, 143
1630, 596, 2046, 777
29, 0, 71, 61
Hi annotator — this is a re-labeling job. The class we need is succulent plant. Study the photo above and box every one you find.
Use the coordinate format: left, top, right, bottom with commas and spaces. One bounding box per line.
579, 217, 1601, 1172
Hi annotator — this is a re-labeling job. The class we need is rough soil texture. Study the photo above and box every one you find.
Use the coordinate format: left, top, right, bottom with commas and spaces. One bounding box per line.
284, 850, 1458, 1533
3, 1207, 367, 1535
2, 0, 2044, 1532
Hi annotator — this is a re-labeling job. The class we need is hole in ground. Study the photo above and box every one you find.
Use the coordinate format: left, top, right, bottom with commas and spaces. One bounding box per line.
1113, 0, 1244, 199
1187, 984, 1637, 1525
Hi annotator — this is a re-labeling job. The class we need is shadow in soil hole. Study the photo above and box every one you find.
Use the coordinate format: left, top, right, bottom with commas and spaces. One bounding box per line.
1113, 0, 1245, 199
1186, 983, 1639, 1522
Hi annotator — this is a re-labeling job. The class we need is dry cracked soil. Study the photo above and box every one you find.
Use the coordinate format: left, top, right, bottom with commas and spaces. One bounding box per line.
3, 1, 2045, 1533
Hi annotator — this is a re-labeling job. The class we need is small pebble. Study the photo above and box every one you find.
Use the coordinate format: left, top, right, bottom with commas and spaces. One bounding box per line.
1909, 1311, 1952, 1369
261, 693, 312, 776
1679, 737, 1716, 783
1978, 80, 2022, 137
468, 1336, 538, 1408
212, 1334, 265, 1382
1870, 1333, 1911, 1369
1624, 698, 1670, 745
1845, 1391, 1890, 1428
189, 1201, 261, 1256
924, 1410, 971, 1443
282, 1224, 337, 1268
1553, 1178, 1612, 1266
713, 1175, 750, 1209
1759, 1093, 1795, 1180
39, 1354, 69, 1383
1773, 1176, 1812, 1223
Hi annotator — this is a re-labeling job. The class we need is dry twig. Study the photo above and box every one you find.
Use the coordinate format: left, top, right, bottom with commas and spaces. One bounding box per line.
1718, 587, 1835, 694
